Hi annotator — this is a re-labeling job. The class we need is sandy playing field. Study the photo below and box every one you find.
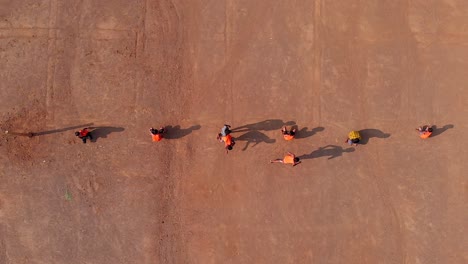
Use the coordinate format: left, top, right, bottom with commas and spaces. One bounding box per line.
1, 0, 467, 263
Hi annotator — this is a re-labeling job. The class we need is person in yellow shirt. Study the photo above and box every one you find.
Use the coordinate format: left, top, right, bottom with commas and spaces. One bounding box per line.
345, 130, 361, 146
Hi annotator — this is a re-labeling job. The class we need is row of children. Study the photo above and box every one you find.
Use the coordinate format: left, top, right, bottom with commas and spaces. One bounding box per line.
73, 124, 434, 167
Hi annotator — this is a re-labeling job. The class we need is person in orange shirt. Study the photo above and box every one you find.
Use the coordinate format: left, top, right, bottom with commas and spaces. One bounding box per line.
270, 152, 301, 167
74, 127, 93, 144
416, 125, 433, 139
217, 133, 236, 153
281, 126, 296, 141
150, 127, 165, 142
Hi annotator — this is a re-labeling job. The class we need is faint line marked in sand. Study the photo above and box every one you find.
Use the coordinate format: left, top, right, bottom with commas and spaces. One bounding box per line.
312, 0, 322, 124
45, 0, 58, 125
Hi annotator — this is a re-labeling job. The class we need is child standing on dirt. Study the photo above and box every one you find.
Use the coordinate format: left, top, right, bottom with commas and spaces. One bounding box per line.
75, 128, 93, 144
270, 152, 301, 167
150, 127, 165, 142
416, 125, 433, 139
345, 130, 361, 146
281, 126, 296, 141
217, 133, 235, 154
220, 124, 231, 136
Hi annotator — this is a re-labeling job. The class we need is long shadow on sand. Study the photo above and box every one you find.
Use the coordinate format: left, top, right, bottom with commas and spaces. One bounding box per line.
164, 125, 201, 139
90, 126, 125, 142
430, 124, 454, 137
32, 123, 94, 136
298, 145, 355, 160
231, 119, 296, 132
293, 126, 325, 139
235, 130, 276, 151
359, 129, 391, 145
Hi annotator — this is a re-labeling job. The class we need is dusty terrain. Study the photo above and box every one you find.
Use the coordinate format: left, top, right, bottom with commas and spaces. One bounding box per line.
1, 0, 467, 263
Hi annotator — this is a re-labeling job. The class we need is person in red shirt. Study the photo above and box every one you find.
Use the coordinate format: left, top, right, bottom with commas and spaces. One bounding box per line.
150, 127, 165, 142
217, 133, 236, 153
270, 152, 301, 166
281, 126, 296, 141
416, 125, 433, 139
74, 128, 93, 144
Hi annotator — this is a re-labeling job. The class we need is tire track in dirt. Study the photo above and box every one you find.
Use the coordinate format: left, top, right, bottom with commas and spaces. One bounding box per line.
44, 1, 84, 128
389, 0, 421, 152
366, 148, 408, 264
45, 0, 58, 125
0, 224, 5, 264
312, 0, 322, 124
139, 0, 192, 262
0, 190, 6, 263
131, 0, 147, 122
203, 1, 280, 122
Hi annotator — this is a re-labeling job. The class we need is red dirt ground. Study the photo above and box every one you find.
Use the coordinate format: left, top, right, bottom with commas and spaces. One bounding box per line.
1, 1, 467, 263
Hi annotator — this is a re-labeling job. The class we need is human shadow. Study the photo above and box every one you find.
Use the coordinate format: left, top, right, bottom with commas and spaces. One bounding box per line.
32, 123, 94, 136
293, 126, 325, 139
89, 126, 125, 142
431, 124, 454, 137
231, 119, 296, 132
359, 129, 391, 145
298, 145, 355, 160
234, 130, 276, 151
164, 125, 201, 139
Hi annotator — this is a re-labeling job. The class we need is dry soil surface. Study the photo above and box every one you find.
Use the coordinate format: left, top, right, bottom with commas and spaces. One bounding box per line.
1, 1, 467, 263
